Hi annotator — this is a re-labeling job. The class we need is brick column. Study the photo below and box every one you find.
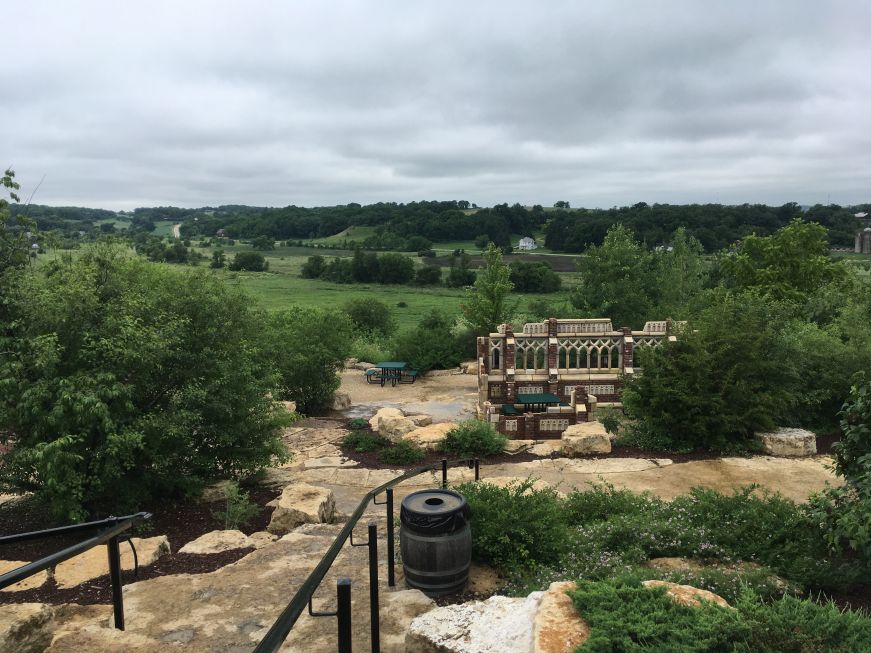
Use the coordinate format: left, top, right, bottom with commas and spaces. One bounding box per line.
547, 318, 559, 395
504, 326, 516, 402
620, 327, 633, 371
477, 336, 489, 374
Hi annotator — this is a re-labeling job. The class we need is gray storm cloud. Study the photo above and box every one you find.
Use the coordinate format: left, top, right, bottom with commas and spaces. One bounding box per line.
2, 0, 870, 209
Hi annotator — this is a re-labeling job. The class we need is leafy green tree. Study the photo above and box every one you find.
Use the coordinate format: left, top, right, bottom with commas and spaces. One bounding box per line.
446, 250, 476, 287
622, 293, 799, 451
250, 235, 275, 251
474, 234, 490, 250
342, 298, 396, 336
301, 254, 326, 278
350, 249, 380, 283
260, 308, 353, 413
392, 310, 467, 372
210, 249, 226, 269
414, 265, 442, 285
652, 227, 706, 317
571, 224, 656, 328
461, 243, 514, 335
229, 250, 268, 271
808, 373, 871, 559
376, 252, 415, 284
718, 219, 843, 301
0, 168, 28, 276
0, 247, 288, 520
509, 261, 562, 293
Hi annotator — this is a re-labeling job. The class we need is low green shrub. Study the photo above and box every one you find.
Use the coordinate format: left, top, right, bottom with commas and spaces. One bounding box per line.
473, 482, 865, 597
211, 481, 261, 530
440, 420, 507, 458
454, 479, 568, 571
342, 431, 387, 453
569, 579, 871, 652
808, 372, 871, 559
598, 407, 621, 437
349, 333, 393, 364
347, 418, 369, 430
378, 440, 426, 465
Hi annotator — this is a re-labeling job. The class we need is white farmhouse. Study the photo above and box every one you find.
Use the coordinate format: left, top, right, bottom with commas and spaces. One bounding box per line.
517, 236, 537, 250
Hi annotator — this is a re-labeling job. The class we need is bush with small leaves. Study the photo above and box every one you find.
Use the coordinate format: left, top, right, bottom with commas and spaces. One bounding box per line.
212, 481, 261, 530
342, 431, 387, 453
440, 420, 507, 458
378, 440, 426, 465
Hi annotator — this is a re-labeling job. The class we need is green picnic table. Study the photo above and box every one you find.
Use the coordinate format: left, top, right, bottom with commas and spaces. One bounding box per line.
374, 361, 407, 387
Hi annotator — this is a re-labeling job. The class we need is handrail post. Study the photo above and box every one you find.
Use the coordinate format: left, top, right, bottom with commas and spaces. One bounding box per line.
475, 458, 480, 481
107, 534, 125, 630
441, 458, 447, 489
367, 522, 380, 653
337, 577, 352, 653
386, 489, 395, 587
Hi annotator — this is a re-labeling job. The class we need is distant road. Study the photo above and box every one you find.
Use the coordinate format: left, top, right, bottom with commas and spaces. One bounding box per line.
172, 223, 181, 239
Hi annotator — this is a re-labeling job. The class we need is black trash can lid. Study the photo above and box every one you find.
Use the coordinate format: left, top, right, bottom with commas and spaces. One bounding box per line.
400, 489, 470, 535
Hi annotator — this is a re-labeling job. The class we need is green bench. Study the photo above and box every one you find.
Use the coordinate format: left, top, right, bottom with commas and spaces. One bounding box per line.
364, 368, 382, 384
399, 370, 419, 384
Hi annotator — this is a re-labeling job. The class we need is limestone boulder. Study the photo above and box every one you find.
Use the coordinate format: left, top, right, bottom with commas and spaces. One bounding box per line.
0, 603, 55, 653
642, 580, 730, 608
378, 590, 435, 652
81, 522, 425, 652
267, 483, 336, 534
504, 439, 535, 454
248, 531, 279, 549
178, 530, 253, 555
408, 414, 433, 427
533, 581, 589, 653
344, 357, 359, 369
404, 422, 456, 450
560, 422, 611, 456
353, 361, 375, 370
0, 560, 50, 592
369, 407, 417, 443
406, 592, 543, 653
48, 626, 164, 653
54, 536, 170, 589
755, 428, 816, 457
281, 400, 297, 413
332, 391, 352, 411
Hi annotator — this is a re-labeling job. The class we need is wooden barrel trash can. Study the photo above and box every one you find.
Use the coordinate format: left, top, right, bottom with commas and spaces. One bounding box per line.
399, 489, 472, 597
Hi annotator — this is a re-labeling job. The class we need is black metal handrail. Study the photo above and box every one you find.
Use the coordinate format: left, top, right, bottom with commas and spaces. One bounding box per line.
0, 511, 152, 629
254, 458, 480, 653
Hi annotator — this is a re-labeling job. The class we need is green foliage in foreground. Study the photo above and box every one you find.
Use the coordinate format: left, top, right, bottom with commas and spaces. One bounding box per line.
455, 481, 868, 597
378, 440, 426, 465
440, 420, 508, 459
0, 248, 289, 520
808, 373, 871, 559
570, 579, 871, 653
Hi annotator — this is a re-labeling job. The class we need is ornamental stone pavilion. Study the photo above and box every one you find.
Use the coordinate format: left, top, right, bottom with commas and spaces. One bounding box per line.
476, 318, 681, 439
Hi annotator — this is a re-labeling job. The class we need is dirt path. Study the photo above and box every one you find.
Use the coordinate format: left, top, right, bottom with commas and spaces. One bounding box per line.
172, 222, 181, 239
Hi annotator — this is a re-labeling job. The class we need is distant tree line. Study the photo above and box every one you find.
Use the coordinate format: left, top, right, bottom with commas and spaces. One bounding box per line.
544, 202, 861, 251
10, 199, 869, 254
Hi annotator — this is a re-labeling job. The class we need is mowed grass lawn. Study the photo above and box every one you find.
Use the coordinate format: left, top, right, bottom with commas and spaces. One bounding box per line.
212, 246, 466, 331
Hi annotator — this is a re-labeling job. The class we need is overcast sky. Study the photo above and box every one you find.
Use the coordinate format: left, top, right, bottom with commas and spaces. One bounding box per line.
3, 1, 870, 210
